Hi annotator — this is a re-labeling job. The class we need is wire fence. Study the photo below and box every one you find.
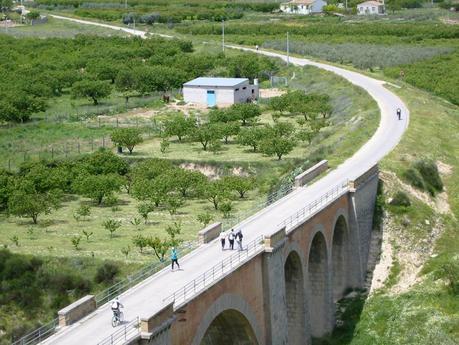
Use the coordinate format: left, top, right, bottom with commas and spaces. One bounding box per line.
163, 235, 265, 307
97, 317, 140, 345
11, 317, 59, 345
2, 118, 163, 171
279, 180, 349, 230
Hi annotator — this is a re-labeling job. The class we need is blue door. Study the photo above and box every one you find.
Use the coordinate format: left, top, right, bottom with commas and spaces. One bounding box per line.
207, 90, 216, 107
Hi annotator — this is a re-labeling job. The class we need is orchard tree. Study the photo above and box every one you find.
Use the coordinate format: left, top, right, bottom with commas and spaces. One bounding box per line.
164, 114, 195, 141
110, 128, 143, 154
73, 173, 123, 205
215, 122, 240, 144
0, 91, 46, 123
223, 176, 255, 198
192, 124, 222, 151
197, 212, 213, 228
87, 60, 119, 84
269, 96, 289, 115
71, 79, 111, 105
260, 136, 296, 160
115, 68, 137, 106
103, 219, 122, 238
202, 180, 229, 210
137, 202, 154, 224
132, 234, 148, 253
80, 149, 129, 176
169, 169, 207, 197
7, 178, 61, 224
237, 126, 266, 152
229, 103, 261, 126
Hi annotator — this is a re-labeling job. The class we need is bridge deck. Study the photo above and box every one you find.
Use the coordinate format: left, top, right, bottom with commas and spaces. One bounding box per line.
42, 50, 408, 345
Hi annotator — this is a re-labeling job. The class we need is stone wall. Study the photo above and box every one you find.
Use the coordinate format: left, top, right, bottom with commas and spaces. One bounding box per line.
198, 222, 222, 244
294, 160, 328, 187
58, 295, 96, 327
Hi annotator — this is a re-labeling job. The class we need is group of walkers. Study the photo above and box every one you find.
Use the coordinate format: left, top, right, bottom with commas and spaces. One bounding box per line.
219, 228, 244, 251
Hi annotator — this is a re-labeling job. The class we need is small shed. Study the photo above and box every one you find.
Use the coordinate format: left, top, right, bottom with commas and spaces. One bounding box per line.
357, 0, 385, 15
183, 77, 259, 107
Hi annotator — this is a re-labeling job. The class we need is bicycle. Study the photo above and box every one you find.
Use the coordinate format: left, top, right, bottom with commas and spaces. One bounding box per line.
111, 310, 124, 327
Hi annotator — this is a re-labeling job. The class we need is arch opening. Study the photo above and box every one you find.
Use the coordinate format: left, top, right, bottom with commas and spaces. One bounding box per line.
332, 215, 350, 301
284, 250, 306, 344
308, 231, 328, 337
200, 309, 259, 345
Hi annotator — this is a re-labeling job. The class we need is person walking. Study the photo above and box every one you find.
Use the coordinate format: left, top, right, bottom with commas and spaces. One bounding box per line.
236, 230, 243, 251
219, 231, 226, 250
228, 229, 235, 250
396, 108, 401, 120
255, 44, 259, 51
171, 247, 180, 271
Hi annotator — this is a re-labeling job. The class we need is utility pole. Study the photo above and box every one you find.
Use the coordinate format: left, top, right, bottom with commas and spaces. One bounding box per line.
286, 31, 290, 66
222, 19, 225, 53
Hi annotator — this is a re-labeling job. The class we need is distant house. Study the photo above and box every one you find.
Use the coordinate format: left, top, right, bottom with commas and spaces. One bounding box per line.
280, 0, 327, 15
357, 0, 385, 15
183, 77, 259, 107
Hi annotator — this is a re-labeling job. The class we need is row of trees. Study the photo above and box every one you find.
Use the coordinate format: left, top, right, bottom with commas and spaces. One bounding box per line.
0, 150, 256, 224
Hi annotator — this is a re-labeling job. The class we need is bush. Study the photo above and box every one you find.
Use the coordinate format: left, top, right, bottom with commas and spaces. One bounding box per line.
95, 262, 119, 284
404, 159, 443, 196
390, 191, 411, 207
413, 159, 443, 195
403, 167, 425, 190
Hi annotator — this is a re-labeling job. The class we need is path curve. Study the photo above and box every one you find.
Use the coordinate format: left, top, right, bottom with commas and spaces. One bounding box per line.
41, 16, 409, 345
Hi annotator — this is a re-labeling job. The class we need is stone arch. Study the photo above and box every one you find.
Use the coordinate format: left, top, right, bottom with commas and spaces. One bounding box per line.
332, 214, 350, 301
192, 293, 262, 345
307, 229, 329, 337
284, 250, 306, 344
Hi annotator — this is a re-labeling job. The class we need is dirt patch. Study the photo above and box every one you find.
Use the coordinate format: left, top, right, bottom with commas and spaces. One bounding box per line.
180, 163, 248, 179
167, 102, 209, 116
437, 160, 453, 176
380, 171, 451, 215
259, 88, 286, 98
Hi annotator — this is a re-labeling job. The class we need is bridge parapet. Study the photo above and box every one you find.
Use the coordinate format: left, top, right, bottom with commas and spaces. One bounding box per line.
264, 226, 286, 252
198, 222, 222, 244
294, 160, 328, 187
348, 164, 379, 190
58, 295, 96, 327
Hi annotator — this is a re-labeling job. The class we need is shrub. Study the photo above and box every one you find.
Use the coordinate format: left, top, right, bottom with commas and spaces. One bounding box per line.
403, 167, 425, 191
95, 262, 119, 284
413, 159, 443, 195
390, 191, 411, 207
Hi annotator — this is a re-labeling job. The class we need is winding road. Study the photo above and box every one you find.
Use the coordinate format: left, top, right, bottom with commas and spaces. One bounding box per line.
41, 16, 409, 345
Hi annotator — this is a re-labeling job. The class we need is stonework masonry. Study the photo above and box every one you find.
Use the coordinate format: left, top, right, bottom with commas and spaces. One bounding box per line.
133, 166, 379, 345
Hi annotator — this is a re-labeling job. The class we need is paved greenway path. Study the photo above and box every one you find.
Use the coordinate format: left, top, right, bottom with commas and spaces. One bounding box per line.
43, 16, 409, 345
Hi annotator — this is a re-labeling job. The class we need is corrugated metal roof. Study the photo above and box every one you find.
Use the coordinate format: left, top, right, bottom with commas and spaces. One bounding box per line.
183, 77, 249, 87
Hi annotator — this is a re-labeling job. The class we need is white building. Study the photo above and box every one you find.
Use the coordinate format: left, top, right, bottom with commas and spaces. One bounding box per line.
357, 0, 385, 15
280, 0, 327, 15
183, 77, 259, 107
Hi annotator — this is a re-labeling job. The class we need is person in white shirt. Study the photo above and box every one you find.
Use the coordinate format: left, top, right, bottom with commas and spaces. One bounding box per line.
219, 231, 226, 250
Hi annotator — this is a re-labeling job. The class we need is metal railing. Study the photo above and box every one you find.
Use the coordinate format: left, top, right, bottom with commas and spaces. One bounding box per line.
163, 235, 265, 307
95, 242, 196, 307
11, 317, 59, 345
222, 182, 293, 231
279, 180, 349, 230
97, 317, 140, 345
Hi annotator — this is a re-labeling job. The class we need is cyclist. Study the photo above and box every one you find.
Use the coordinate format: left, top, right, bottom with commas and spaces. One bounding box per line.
111, 297, 123, 321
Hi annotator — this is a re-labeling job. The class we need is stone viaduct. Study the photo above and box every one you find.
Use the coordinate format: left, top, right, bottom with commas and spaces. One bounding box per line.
134, 165, 379, 345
